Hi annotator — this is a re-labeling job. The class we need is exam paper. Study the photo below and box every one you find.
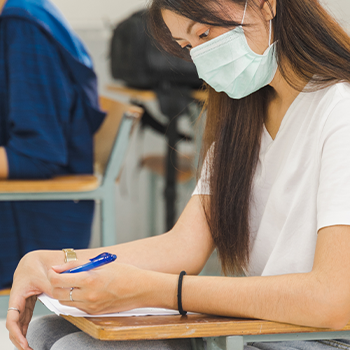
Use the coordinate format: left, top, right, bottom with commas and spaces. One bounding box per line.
38, 294, 180, 318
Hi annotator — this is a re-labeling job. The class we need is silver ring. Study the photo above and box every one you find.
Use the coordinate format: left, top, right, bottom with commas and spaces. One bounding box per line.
8, 307, 20, 314
69, 287, 74, 302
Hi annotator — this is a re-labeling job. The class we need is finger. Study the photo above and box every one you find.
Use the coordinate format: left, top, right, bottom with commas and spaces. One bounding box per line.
51, 260, 85, 273
48, 269, 90, 290
6, 313, 30, 350
54, 287, 99, 306
7, 296, 36, 348
7, 292, 37, 350
57, 287, 102, 312
51, 286, 82, 302
58, 299, 100, 315
9, 295, 36, 316
58, 299, 85, 308
7, 299, 29, 327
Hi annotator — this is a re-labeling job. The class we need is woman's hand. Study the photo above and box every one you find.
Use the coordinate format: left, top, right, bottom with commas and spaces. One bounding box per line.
6, 295, 36, 350
49, 262, 178, 315
6, 250, 66, 350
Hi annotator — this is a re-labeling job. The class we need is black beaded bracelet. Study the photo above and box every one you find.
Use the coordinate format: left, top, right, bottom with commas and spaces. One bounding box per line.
177, 271, 187, 316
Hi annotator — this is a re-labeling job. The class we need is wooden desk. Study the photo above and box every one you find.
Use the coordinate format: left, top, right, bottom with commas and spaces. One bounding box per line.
0, 175, 99, 193
63, 314, 350, 350
0, 288, 11, 296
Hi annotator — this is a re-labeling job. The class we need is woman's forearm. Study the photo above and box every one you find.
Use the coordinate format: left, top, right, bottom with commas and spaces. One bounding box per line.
145, 271, 345, 330
76, 196, 214, 275
182, 273, 335, 328
31, 232, 208, 282
77, 231, 211, 275
149, 227, 350, 330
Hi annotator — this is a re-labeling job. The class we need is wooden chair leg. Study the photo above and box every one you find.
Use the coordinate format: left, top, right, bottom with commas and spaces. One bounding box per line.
191, 338, 205, 350
206, 336, 244, 350
148, 172, 158, 236
0, 294, 10, 319
101, 189, 117, 247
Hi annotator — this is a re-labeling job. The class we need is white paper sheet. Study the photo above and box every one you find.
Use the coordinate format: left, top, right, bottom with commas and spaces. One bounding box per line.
38, 294, 180, 318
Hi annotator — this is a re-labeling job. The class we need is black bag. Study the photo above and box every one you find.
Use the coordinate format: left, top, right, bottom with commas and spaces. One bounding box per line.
110, 10, 202, 89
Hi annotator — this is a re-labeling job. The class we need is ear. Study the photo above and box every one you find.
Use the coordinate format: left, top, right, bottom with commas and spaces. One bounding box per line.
260, 0, 277, 21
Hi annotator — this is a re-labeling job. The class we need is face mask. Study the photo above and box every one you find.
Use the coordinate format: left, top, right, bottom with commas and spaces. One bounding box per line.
190, 1, 278, 99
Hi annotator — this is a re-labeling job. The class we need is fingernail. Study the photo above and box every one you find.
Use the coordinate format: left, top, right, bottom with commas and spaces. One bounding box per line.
52, 265, 62, 269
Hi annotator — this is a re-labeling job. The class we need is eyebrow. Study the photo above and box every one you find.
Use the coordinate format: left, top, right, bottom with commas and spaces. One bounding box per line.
172, 20, 196, 41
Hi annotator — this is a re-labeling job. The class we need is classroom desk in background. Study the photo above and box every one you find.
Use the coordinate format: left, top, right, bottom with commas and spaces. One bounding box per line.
106, 83, 207, 103
63, 313, 350, 350
0, 288, 11, 296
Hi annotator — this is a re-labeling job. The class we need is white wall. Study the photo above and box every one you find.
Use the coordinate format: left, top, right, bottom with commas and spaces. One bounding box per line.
51, 0, 350, 30
51, 0, 146, 29
321, 0, 350, 32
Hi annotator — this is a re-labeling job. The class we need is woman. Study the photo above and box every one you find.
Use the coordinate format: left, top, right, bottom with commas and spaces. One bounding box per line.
0, 0, 105, 289
7, 0, 350, 349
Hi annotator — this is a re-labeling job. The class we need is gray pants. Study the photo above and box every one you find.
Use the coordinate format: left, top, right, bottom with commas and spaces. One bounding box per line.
26, 315, 350, 350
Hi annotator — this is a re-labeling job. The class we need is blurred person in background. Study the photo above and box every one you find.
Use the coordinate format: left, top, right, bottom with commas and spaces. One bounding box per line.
0, 0, 105, 289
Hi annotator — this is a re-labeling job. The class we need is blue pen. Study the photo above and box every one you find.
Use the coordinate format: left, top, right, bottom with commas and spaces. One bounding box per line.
61, 252, 117, 274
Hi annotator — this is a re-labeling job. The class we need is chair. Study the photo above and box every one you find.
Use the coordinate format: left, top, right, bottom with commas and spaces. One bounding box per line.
0, 288, 11, 318
0, 96, 143, 247
107, 83, 205, 236
141, 154, 195, 236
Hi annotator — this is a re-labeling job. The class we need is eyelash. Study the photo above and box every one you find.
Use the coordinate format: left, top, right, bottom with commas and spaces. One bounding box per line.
200, 29, 210, 39
183, 29, 210, 51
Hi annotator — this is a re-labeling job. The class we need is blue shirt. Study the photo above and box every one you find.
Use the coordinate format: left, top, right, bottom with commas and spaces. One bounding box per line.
0, 0, 105, 288
4, 0, 93, 67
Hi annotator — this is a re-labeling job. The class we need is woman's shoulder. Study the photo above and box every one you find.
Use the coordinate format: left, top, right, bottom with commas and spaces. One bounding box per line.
302, 82, 350, 120
317, 82, 350, 104
328, 81, 350, 98
323, 83, 350, 116
315, 82, 350, 139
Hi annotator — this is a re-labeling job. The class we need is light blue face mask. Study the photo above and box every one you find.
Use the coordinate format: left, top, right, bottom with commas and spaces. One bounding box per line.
190, 1, 278, 99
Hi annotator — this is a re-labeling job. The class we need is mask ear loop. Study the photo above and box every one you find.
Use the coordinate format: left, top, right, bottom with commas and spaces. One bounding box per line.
242, 1, 272, 47
241, 1, 248, 25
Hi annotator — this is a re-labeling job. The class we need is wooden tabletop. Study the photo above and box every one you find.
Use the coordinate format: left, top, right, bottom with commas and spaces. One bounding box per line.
0, 175, 99, 193
0, 288, 11, 296
107, 83, 207, 103
62, 313, 350, 341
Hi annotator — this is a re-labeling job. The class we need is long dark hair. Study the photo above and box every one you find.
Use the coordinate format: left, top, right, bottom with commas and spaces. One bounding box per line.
149, 0, 350, 275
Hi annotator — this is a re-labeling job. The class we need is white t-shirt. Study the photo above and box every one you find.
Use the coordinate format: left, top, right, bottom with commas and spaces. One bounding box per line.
193, 82, 350, 277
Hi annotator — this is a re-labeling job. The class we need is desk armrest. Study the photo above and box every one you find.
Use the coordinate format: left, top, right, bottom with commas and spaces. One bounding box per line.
62, 314, 350, 341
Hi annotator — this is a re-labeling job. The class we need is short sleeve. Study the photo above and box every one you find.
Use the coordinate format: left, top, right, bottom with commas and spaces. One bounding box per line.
3, 18, 74, 179
192, 144, 214, 196
317, 99, 350, 231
